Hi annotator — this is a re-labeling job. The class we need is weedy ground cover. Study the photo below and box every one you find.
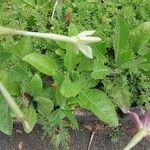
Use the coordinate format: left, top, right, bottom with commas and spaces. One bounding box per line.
0, 0, 150, 150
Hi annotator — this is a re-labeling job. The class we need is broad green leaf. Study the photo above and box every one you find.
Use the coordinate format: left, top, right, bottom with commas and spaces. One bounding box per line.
139, 52, 150, 71
130, 22, 150, 51
0, 70, 20, 95
60, 75, 81, 98
8, 65, 28, 82
79, 71, 99, 89
23, 105, 37, 133
117, 50, 132, 68
47, 110, 62, 126
91, 60, 110, 79
0, 52, 11, 64
78, 89, 118, 127
13, 37, 33, 59
93, 42, 107, 62
55, 89, 66, 106
25, 74, 43, 97
0, 97, 13, 135
35, 97, 53, 115
112, 77, 131, 113
23, 53, 57, 76
64, 44, 80, 72
0, 44, 11, 64
114, 16, 129, 65
68, 23, 78, 36
62, 109, 79, 129
78, 57, 94, 72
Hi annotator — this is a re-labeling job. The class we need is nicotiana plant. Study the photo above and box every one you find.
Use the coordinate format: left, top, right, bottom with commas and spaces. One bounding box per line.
0, 16, 150, 150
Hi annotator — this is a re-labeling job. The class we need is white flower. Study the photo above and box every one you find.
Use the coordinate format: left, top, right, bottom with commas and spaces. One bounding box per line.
0, 27, 101, 59
75, 30, 101, 59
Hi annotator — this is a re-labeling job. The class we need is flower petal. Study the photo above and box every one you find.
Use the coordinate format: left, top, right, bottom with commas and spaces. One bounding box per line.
78, 30, 95, 37
77, 44, 93, 59
143, 111, 150, 129
128, 111, 143, 128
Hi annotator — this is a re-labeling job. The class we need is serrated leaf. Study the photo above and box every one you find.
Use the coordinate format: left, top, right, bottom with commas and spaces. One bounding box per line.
8, 65, 28, 82
25, 74, 43, 97
62, 109, 79, 129
91, 60, 110, 79
78, 89, 118, 127
114, 17, 129, 65
130, 22, 150, 51
23, 105, 37, 133
35, 97, 53, 115
60, 75, 81, 98
23, 53, 57, 76
0, 97, 13, 135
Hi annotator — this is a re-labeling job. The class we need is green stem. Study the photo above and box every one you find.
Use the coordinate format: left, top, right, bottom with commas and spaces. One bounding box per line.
0, 27, 77, 44
0, 82, 31, 132
123, 128, 147, 150
0, 82, 24, 119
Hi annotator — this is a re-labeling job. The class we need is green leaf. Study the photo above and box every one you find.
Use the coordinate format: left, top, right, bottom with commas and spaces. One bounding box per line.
112, 77, 131, 113
23, 53, 57, 76
35, 97, 53, 115
0, 97, 13, 135
8, 65, 28, 82
130, 22, 150, 51
68, 23, 78, 36
91, 60, 110, 79
23, 105, 37, 133
0, 52, 11, 64
64, 44, 80, 72
78, 89, 118, 127
25, 74, 43, 97
60, 75, 81, 98
13, 37, 33, 59
79, 71, 99, 89
64, 24, 80, 72
114, 16, 129, 65
62, 109, 79, 129
78, 57, 94, 72
47, 110, 62, 126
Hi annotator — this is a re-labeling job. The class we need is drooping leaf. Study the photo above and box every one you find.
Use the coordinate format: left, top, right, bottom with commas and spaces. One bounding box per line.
114, 16, 129, 65
130, 22, 150, 51
60, 75, 81, 98
23, 105, 37, 133
35, 97, 53, 115
25, 74, 43, 97
78, 89, 118, 127
8, 65, 28, 82
0, 97, 13, 135
23, 53, 57, 76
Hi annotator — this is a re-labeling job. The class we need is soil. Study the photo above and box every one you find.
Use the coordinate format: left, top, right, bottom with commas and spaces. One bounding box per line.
0, 109, 150, 150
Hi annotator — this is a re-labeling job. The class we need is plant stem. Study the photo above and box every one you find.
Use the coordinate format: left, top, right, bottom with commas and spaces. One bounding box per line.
123, 128, 147, 150
0, 27, 78, 44
0, 82, 24, 120
51, 0, 59, 20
